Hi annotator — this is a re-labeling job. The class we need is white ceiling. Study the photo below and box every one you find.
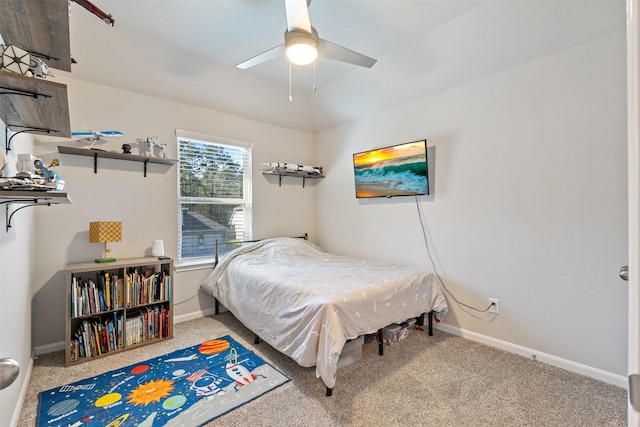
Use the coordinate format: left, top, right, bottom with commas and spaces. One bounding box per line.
65, 0, 626, 133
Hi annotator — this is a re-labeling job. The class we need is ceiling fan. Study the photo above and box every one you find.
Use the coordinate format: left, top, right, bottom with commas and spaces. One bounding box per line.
236, 0, 377, 69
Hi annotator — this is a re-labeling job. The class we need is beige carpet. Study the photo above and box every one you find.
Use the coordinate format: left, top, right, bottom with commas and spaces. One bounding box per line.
18, 313, 627, 426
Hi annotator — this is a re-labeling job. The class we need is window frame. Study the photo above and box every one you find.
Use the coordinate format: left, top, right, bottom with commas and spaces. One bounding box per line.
176, 130, 253, 269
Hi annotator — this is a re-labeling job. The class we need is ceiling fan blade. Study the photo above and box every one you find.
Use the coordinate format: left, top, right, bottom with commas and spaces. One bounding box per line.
319, 39, 377, 68
284, 0, 312, 33
236, 44, 285, 69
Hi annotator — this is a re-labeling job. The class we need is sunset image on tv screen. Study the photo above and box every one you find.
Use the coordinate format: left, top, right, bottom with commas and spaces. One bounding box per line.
353, 140, 428, 198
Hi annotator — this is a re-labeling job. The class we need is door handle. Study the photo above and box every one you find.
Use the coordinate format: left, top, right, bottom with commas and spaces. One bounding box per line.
0, 358, 20, 390
620, 266, 629, 281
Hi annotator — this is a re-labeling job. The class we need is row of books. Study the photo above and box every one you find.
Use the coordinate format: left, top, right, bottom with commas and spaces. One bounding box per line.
69, 304, 171, 361
125, 305, 171, 347
70, 268, 171, 317
128, 268, 172, 307
69, 313, 122, 361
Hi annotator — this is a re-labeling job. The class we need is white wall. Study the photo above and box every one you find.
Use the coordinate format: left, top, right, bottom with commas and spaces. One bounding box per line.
315, 32, 628, 379
0, 131, 35, 426
31, 77, 317, 349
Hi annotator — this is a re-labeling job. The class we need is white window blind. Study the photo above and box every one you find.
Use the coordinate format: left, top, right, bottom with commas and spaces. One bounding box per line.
176, 130, 252, 263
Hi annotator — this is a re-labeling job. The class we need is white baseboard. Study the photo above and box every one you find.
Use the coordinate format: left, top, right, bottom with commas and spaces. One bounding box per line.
34, 341, 64, 356
435, 322, 628, 389
174, 307, 217, 324
11, 356, 33, 427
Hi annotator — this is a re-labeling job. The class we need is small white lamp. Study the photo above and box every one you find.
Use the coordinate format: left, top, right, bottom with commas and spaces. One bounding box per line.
151, 239, 164, 257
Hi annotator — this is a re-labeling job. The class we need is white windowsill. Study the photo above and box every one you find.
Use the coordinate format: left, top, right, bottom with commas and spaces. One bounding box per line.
175, 259, 215, 273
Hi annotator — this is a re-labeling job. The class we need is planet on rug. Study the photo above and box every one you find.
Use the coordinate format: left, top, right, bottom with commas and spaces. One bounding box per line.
37, 335, 289, 427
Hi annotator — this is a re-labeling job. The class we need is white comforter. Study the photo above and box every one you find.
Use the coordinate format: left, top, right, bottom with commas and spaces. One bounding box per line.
201, 237, 448, 389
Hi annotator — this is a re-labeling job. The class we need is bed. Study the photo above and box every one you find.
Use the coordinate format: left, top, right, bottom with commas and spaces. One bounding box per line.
200, 237, 448, 395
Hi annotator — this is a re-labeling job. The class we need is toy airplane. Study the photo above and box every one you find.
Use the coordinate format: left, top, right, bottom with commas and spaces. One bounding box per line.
71, 129, 123, 150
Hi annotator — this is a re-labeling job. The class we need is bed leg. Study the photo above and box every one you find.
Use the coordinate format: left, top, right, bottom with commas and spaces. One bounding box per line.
214, 298, 219, 316
326, 387, 332, 397
428, 311, 433, 336
254, 335, 261, 345
377, 328, 384, 356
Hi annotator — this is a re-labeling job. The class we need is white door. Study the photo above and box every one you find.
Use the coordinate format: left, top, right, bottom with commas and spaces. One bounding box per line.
628, 1, 640, 425
0, 235, 22, 425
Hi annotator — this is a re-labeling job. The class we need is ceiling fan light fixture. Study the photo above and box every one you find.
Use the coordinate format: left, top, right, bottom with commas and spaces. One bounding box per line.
285, 28, 319, 65
286, 43, 317, 65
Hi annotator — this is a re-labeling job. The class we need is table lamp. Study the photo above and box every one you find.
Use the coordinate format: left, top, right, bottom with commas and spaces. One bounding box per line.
89, 221, 122, 263
151, 239, 165, 257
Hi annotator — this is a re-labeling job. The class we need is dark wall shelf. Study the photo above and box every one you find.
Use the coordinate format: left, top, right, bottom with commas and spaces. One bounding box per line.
58, 145, 178, 177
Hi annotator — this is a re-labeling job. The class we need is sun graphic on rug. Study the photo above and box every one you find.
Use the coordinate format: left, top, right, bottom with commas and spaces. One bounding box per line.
128, 379, 174, 406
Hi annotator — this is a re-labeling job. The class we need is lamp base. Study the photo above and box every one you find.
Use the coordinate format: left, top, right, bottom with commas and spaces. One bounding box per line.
95, 258, 117, 263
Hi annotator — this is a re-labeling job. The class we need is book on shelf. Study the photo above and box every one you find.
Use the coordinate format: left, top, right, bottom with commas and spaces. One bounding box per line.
124, 304, 170, 346
71, 271, 130, 317
70, 314, 123, 361
104, 272, 111, 311
121, 266, 171, 307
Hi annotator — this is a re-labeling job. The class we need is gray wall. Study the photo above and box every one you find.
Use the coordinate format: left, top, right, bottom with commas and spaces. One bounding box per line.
315, 32, 628, 382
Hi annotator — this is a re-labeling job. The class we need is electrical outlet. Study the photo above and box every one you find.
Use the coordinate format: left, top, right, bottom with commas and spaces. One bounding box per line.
489, 298, 499, 314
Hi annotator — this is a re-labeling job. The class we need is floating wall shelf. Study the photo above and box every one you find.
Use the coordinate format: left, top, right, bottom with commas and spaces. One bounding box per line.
262, 170, 324, 188
58, 146, 178, 177
0, 190, 71, 231
0, 72, 71, 151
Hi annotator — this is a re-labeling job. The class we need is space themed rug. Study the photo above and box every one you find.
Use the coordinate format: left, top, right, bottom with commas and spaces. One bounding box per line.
37, 335, 289, 427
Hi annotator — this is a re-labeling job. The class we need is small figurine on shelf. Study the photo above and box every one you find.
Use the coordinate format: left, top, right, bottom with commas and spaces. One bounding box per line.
0, 44, 52, 79
33, 158, 65, 191
137, 136, 168, 158
2, 155, 65, 191
121, 143, 131, 154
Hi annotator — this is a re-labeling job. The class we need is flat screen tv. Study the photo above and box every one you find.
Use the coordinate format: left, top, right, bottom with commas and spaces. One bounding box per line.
353, 139, 429, 199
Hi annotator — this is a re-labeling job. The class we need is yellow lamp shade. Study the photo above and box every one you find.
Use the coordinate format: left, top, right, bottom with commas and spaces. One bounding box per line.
89, 222, 122, 263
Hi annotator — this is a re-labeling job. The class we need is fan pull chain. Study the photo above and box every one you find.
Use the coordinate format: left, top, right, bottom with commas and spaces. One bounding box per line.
313, 61, 316, 93
289, 62, 293, 102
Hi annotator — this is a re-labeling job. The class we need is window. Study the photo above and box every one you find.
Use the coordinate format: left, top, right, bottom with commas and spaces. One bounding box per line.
177, 130, 252, 264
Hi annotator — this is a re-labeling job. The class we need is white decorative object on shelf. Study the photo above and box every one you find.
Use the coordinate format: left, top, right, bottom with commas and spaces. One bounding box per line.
151, 239, 165, 257
261, 162, 323, 176
137, 136, 168, 158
